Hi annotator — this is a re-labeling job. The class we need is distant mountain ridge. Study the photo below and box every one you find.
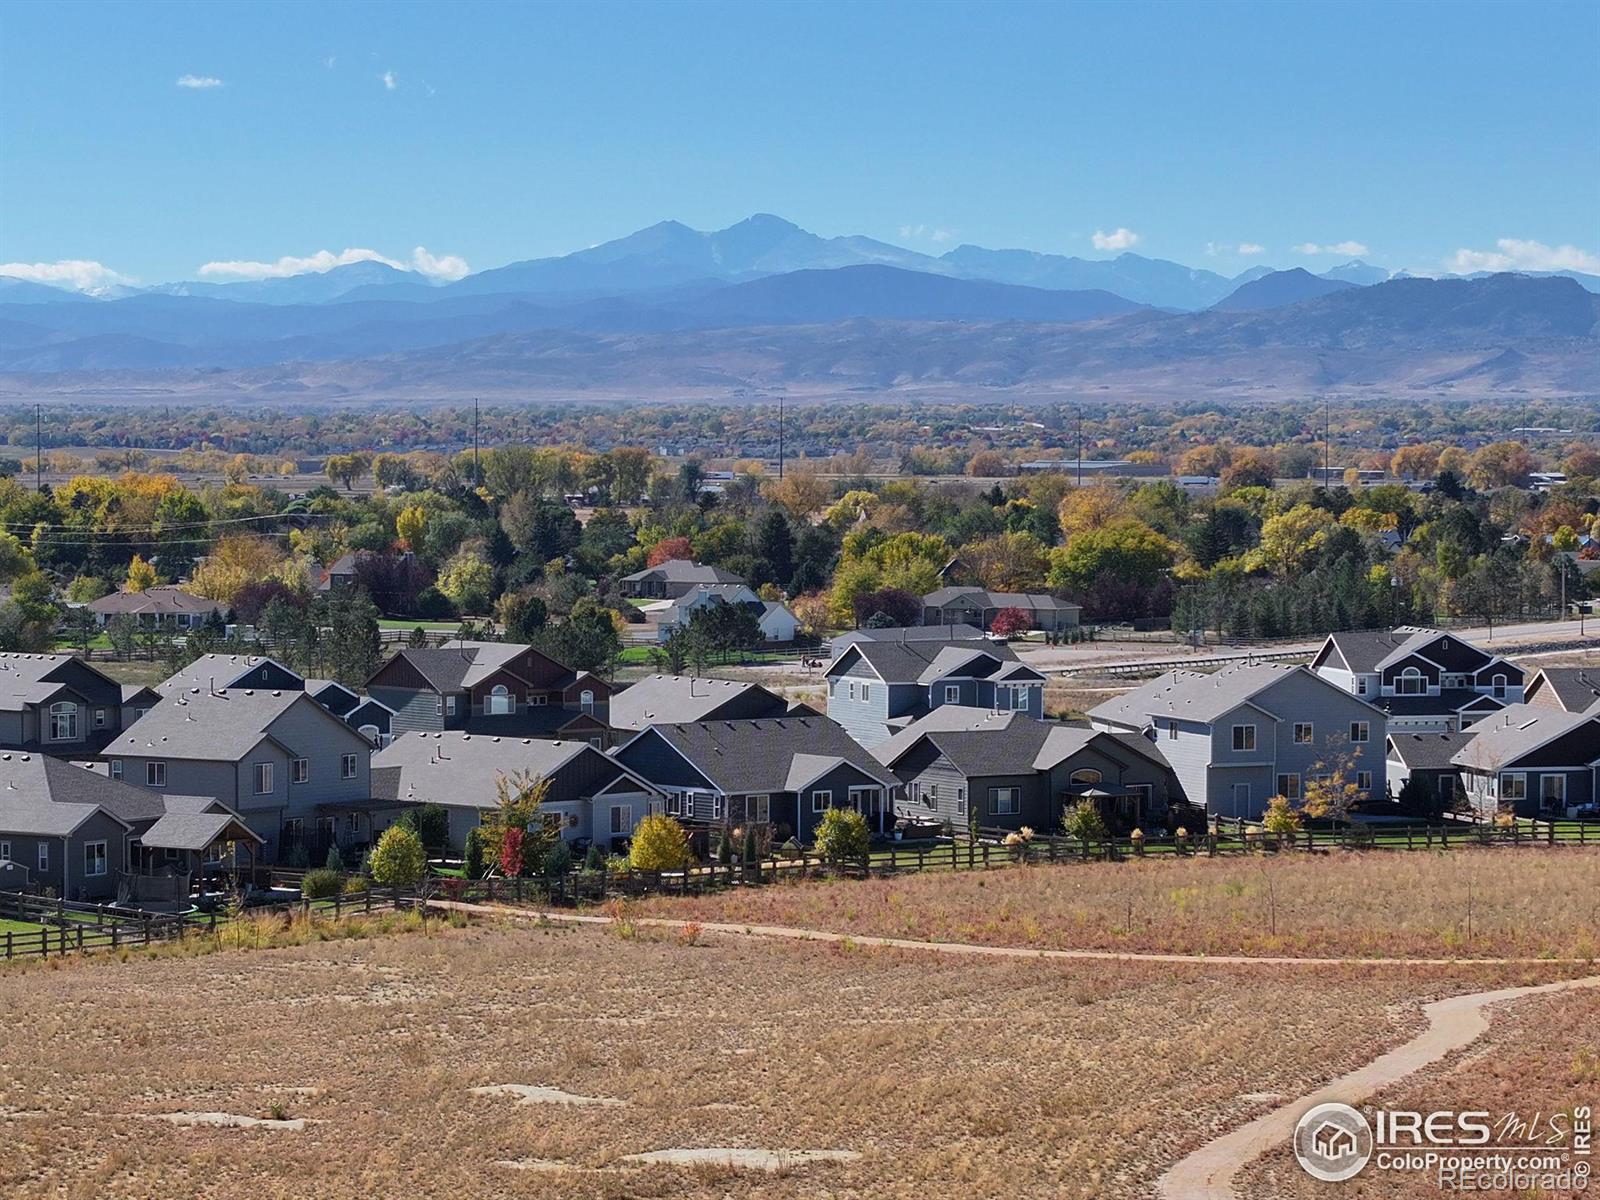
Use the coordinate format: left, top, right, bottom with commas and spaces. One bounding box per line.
1211, 268, 1358, 311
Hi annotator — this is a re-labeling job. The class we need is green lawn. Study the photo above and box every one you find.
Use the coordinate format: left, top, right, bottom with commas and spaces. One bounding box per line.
377, 619, 460, 631
0, 918, 44, 936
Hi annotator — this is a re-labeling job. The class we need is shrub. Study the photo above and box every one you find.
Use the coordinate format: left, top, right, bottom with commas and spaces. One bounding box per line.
584, 843, 606, 871
630, 813, 691, 872
500, 826, 525, 878
813, 807, 870, 862
1262, 795, 1303, 837
716, 827, 734, 865
1063, 800, 1108, 844
463, 827, 486, 879
369, 825, 426, 886
301, 868, 343, 899
323, 844, 344, 872
542, 839, 573, 878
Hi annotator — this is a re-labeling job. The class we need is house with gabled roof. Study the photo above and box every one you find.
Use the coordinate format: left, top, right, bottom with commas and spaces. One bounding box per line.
0, 653, 151, 759
364, 639, 614, 747
1385, 731, 1472, 816
109, 687, 375, 865
370, 732, 665, 853
610, 674, 791, 732
825, 637, 1045, 748
158, 654, 395, 742
1452, 703, 1600, 819
613, 715, 900, 847
620, 559, 744, 600
87, 584, 222, 629
1089, 661, 1387, 820
0, 751, 259, 901
921, 587, 1081, 633
1311, 627, 1522, 732
1524, 668, 1600, 714
874, 709, 1182, 834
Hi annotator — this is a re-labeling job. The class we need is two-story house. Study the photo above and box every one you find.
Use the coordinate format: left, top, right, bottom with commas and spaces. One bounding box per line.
0, 653, 155, 758
825, 637, 1046, 748
613, 715, 900, 850
370, 732, 665, 853
1311, 627, 1523, 732
158, 653, 396, 743
610, 674, 793, 732
920, 587, 1082, 634
364, 640, 614, 746
652, 584, 800, 644
873, 708, 1183, 834
1453, 703, 1600, 819
619, 559, 745, 600
1089, 662, 1387, 820
110, 687, 376, 864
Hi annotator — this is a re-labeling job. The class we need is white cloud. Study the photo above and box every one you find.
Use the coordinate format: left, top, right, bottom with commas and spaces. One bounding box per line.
1237, 242, 1265, 256
1446, 238, 1600, 276
323, 54, 337, 68
381, 69, 397, 90
899, 224, 954, 243
176, 74, 223, 89
197, 245, 469, 281
1206, 241, 1265, 256
1295, 240, 1370, 257
1091, 227, 1140, 251
0, 259, 135, 294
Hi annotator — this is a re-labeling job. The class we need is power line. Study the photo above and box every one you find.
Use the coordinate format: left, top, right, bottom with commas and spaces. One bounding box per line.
0, 512, 334, 535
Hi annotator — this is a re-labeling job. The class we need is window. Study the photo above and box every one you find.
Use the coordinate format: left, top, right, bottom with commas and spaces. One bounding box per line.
109, 759, 123, 780
850, 787, 879, 813
860, 683, 870, 703
1357, 771, 1372, 791
1349, 721, 1370, 744
1499, 773, 1526, 801
48, 702, 78, 741
580, 689, 595, 715
1399, 667, 1424, 695
956, 788, 968, 818
1166, 720, 1178, 741
989, 786, 1021, 816
928, 783, 939, 802
0, 840, 9, 861
589, 737, 604, 749
1276, 773, 1301, 800
291, 757, 309, 784
446, 694, 459, 716
747, 794, 770, 823
848, 681, 857, 700
1541, 775, 1567, 806
146, 761, 166, 788
527, 693, 547, 706
610, 804, 631, 835
282, 818, 303, 845
944, 684, 960, 704
1293, 722, 1313, 744
1069, 769, 1102, 786
435, 695, 444, 715
812, 789, 832, 813
1356, 677, 1369, 695
907, 781, 921, 805
253, 762, 273, 794
711, 795, 725, 820
38, 842, 49, 872
1231, 724, 1256, 752
487, 685, 511, 715
341, 753, 358, 780
1491, 674, 1507, 700
94, 708, 107, 728
317, 817, 335, 844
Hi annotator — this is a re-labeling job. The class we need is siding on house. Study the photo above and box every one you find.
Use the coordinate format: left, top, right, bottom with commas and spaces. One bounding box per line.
827, 657, 897, 748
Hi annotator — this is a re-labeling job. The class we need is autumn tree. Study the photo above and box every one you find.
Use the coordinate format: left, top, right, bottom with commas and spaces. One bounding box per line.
960, 531, 1049, 592
646, 535, 694, 566
630, 813, 692, 872
124, 554, 158, 592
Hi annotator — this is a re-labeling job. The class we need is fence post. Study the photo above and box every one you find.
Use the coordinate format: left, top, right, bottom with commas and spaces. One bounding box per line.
1548, 821, 1555, 846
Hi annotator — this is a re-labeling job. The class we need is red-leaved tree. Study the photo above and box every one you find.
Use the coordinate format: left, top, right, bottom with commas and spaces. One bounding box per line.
500, 827, 525, 878
647, 536, 694, 567
989, 607, 1033, 638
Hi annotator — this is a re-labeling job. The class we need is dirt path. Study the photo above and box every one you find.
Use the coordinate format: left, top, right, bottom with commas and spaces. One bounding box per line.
1155, 974, 1600, 1199
429, 900, 1596, 968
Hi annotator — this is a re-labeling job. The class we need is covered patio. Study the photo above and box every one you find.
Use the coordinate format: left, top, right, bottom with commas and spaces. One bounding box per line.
127, 801, 263, 902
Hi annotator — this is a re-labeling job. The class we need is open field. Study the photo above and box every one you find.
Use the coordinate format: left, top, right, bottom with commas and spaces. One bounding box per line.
0, 916, 1584, 1200
636, 847, 1600, 961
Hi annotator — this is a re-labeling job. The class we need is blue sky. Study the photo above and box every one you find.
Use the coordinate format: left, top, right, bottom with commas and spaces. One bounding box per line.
2, 0, 1597, 289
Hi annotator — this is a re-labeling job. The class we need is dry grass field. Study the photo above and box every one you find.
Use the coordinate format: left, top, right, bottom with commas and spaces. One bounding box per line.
0, 915, 1581, 1200
637, 847, 1600, 961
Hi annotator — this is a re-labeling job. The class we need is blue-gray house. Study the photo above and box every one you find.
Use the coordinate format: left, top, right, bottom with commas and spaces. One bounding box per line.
824, 638, 1046, 748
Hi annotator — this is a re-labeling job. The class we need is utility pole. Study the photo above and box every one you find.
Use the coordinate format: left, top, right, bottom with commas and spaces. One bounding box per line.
777, 395, 785, 480
35, 403, 42, 492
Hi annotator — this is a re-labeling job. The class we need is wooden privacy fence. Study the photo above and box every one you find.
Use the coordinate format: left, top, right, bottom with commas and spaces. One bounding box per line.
0, 885, 423, 961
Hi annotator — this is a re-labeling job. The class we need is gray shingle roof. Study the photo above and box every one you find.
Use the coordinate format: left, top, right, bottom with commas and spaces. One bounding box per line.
157, 654, 303, 696
1377, 689, 1503, 717
88, 585, 221, 617
621, 559, 744, 586
1526, 668, 1600, 713
922, 587, 1081, 613
1386, 731, 1475, 770
829, 638, 1018, 685
1090, 662, 1372, 727
0, 753, 200, 836
370, 731, 648, 810
142, 795, 262, 850
641, 716, 897, 795
1452, 704, 1600, 771
829, 624, 987, 650
114, 687, 309, 760
610, 674, 787, 731
871, 707, 1024, 764
1319, 626, 1490, 674
390, 640, 549, 693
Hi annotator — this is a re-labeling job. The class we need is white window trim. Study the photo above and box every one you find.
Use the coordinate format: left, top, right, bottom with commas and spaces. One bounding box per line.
812, 788, 832, 814
944, 684, 960, 704
341, 753, 358, 780
1276, 773, 1301, 800
1293, 722, 1313, 744
253, 762, 274, 795
292, 757, 309, 784
83, 840, 108, 878
146, 761, 166, 788
38, 841, 49, 872
109, 759, 123, 780
747, 794, 770, 823
1231, 724, 1256, 752
610, 804, 632, 835
989, 786, 1021, 816
1349, 721, 1370, 744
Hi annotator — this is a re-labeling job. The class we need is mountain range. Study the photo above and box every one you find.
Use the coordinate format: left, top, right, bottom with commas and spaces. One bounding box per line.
1, 216, 1596, 404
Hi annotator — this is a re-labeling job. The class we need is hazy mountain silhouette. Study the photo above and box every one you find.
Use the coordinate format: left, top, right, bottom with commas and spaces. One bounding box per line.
1212, 268, 1359, 311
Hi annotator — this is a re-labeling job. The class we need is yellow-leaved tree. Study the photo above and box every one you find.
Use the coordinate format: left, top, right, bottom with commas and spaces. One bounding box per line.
125, 555, 158, 592
629, 813, 691, 872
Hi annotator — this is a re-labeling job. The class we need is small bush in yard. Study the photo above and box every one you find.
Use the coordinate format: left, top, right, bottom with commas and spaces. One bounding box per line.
370, 825, 426, 886
543, 839, 573, 878
1263, 795, 1302, 838
463, 827, 486, 879
630, 814, 691, 872
584, 843, 606, 871
301, 868, 343, 899
813, 808, 870, 863
1063, 800, 1107, 845
323, 845, 344, 872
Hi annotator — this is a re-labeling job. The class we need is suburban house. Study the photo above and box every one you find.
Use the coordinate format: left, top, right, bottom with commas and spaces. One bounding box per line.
825, 637, 1046, 748
828, 623, 987, 652
369, 732, 665, 853
620, 559, 745, 600
873, 709, 1183, 834
364, 640, 614, 747
1452, 703, 1600, 819
610, 674, 791, 732
652, 584, 799, 643
1311, 627, 1523, 732
1088, 662, 1388, 820
1524, 668, 1600, 714
315, 551, 362, 592
109, 687, 377, 865
0, 751, 259, 902
613, 715, 900, 848
158, 654, 396, 743
1384, 731, 1472, 815
87, 584, 223, 629
0, 653, 154, 758
920, 587, 1082, 633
